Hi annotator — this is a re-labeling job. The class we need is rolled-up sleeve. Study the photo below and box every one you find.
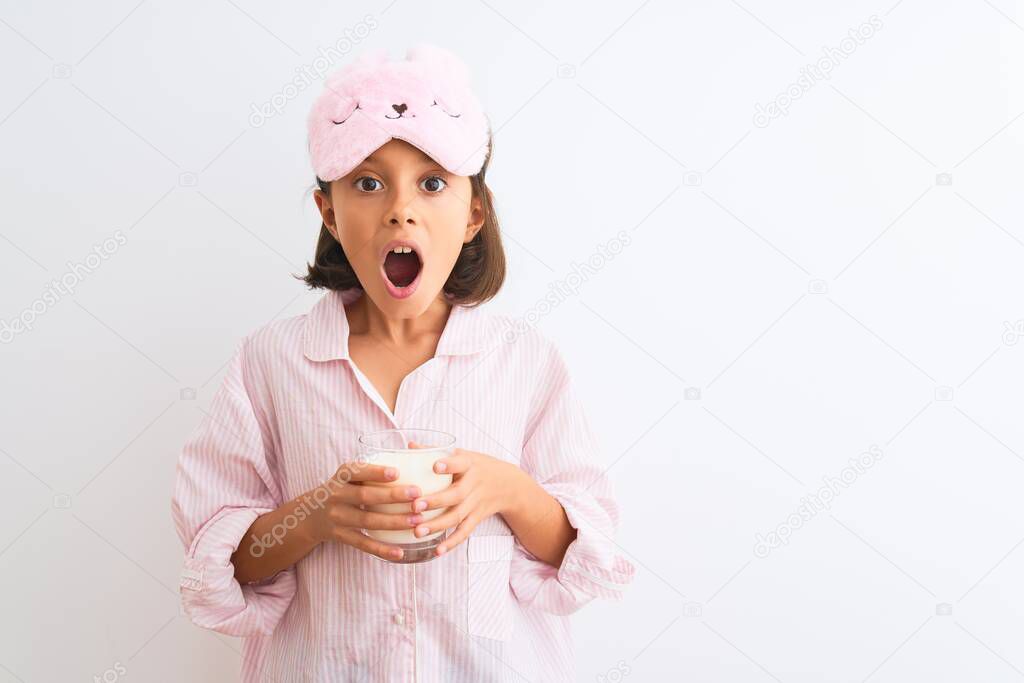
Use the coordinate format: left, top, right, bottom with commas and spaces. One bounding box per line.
170, 339, 297, 637
509, 339, 637, 615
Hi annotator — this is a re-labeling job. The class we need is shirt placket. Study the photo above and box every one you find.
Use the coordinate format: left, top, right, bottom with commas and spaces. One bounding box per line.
389, 564, 417, 682
384, 356, 451, 683
393, 356, 450, 428
347, 356, 450, 430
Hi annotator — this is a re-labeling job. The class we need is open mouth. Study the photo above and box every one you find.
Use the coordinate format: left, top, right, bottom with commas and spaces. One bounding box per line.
381, 243, 423, 298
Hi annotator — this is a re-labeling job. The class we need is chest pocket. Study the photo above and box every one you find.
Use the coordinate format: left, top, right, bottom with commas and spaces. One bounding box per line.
466, 534, 516, 641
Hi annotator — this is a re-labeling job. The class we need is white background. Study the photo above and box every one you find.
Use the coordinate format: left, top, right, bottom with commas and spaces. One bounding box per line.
2, 1, 1023, 681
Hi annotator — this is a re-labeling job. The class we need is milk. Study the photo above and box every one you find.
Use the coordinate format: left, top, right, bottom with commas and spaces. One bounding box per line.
361, 447, 452, 544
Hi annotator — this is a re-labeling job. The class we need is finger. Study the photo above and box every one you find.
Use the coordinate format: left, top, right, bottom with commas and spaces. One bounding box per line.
434, 514, 481, 556
432, 451, 471, 475
339, 483, 422, 506
411, 482, 465, 514
335, 528, 406, 561
412, 503, 466, 540
332, 462, 399, 484
334, 507, 423, 531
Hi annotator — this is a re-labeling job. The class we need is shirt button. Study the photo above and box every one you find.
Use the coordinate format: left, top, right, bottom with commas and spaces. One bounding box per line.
393, 611, 405, 625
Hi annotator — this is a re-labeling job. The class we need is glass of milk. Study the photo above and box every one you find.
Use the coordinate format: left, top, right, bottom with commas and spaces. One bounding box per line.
356, 428, 454, 563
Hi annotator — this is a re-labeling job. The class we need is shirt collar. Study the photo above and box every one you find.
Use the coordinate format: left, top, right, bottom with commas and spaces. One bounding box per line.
303, 288, 503, 362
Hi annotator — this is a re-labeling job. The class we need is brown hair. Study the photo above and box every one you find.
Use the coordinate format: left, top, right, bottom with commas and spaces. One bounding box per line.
295, 137, 506, 307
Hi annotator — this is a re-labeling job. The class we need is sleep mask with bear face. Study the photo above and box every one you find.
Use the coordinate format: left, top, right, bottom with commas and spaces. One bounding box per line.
306, 43, 491, 183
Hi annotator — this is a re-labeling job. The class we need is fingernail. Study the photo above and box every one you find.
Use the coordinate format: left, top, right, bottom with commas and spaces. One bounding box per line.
406, 486, 420, 498
416, 525, 429, 537
435, 462, 447, 473
436, 544, 447, 555
408, 514, 423, 525
386, 468, 398, 479
414, 500, 427, 512
391, 548, 403, 559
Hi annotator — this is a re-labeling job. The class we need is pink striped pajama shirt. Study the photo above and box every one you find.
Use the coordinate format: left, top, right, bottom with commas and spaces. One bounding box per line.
170, 287, 636, 682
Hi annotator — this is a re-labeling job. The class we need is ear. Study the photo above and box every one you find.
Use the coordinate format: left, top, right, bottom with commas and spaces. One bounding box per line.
464, 194, 484, 244
313, 185, 339, 241
406, 43, 471, 87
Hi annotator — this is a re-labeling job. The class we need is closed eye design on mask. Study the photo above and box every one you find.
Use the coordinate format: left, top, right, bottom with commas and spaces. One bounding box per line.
431, 99, 461, 118
331, 102, 360, 125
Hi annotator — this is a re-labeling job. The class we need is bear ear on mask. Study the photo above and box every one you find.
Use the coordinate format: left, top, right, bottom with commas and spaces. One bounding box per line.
306, 42, 492, 184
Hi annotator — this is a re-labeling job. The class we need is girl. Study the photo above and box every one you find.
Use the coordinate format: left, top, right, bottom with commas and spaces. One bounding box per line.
171, 43, 635, 682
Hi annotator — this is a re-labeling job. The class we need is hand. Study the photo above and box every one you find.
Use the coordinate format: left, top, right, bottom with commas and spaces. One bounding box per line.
310, 460, 428, 561
406, 441, 520, 557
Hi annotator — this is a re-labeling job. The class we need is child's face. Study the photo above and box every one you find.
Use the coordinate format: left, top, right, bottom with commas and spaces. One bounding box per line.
315, 138, 484, 315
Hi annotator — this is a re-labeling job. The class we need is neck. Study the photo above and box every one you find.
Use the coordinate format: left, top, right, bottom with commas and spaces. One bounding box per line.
347, 289, 452, 347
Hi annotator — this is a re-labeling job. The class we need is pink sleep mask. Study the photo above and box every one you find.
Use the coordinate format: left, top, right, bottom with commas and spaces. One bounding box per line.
306, 43, 491, 182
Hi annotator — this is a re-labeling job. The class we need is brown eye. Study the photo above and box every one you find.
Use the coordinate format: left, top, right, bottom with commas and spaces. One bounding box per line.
355, 177, 382, 192
419, 176, 446, 193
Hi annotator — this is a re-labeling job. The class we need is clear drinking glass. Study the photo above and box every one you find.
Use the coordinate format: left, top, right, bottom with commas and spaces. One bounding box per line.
356, 428, 454, 564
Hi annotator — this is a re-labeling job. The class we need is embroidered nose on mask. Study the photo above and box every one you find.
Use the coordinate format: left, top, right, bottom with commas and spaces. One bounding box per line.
392, 103, 408, 115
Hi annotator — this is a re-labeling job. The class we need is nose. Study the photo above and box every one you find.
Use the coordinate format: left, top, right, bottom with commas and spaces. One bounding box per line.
392, 103, 407, 115
385, 192, 418, 227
